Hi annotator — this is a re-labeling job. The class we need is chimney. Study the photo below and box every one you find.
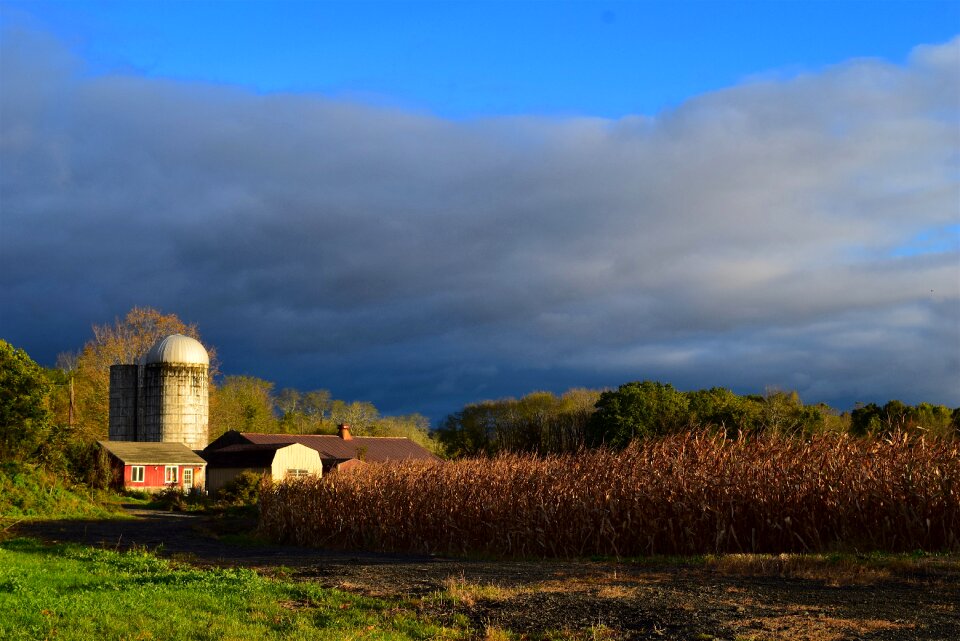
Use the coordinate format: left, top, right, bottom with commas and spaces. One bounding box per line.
338, 423, 353, 440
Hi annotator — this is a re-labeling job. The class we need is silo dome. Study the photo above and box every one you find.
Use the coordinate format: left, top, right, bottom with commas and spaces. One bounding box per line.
143, 334, 209, 366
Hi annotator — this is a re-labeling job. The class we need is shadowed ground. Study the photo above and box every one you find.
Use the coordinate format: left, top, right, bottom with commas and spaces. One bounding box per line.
11, 508, 960, 640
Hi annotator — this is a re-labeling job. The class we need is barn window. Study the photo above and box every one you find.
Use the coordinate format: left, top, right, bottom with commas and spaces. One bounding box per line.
165, 466, 178, 484
286, 469, 310, 478
131, 466, 144, 483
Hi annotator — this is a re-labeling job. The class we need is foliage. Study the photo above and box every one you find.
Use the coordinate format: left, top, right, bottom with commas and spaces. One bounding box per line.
686, 387, 763, 435
276, 387, 331, 434
210, 375, 278, 439
61, 439, 112, 490
851, 400, 956, 438
443, 381, 957, 457
0, 538, 466, 641
329, 399, 380, 433
589, 381, 691, 447
261, 432, 960, 557
56, 307, 212, 442
0, 340, 54, 462
0, 462, 118, 519
216, 470, 266, 506
438, 388, 601, 457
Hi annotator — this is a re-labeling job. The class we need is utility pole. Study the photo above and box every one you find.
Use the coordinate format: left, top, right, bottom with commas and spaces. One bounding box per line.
69, 375, 75, 427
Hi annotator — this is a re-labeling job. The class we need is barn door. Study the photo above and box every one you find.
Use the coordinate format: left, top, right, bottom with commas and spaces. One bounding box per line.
183, 468, 193, 491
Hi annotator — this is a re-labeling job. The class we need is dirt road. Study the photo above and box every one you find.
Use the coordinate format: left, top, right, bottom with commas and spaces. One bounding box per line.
11, 508, 960, 640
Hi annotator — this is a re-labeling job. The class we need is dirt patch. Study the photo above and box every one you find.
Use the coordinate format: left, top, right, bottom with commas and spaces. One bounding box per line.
11, 509, 960, 640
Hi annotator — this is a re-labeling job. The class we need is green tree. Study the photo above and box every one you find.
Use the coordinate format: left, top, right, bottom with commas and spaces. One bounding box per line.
0, 340, 53, 461
686, 387, 763, 435
329, 400, 379, 434
276, 388, 332, 434
209, 375, 277, 438
910, 403, 954, 438
437, 403, 497, 458
373, 413, 441, 454
589, 381, 691, 447
760, 388, 823, 436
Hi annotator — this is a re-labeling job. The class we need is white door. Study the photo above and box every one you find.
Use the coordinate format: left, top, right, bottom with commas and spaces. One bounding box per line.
183, 468, 193, 491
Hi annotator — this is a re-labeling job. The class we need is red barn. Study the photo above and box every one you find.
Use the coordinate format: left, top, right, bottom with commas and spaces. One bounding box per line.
98, 441, 207, 493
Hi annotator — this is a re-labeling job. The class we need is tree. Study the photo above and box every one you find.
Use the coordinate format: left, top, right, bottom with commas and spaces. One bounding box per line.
329, 400, 379, 434
276, 388, 332, 434
589, 381, 691, 447
760, 388, 823, 436
0, 340, 53, 460
209, 376, 277, 438
70, 307, 213, 441
374, 413, 441, 454
686, 387, 763, 435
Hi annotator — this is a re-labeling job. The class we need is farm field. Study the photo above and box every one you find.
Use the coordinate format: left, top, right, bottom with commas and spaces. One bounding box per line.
262, 433, 959, 557
9, 508, 960, 640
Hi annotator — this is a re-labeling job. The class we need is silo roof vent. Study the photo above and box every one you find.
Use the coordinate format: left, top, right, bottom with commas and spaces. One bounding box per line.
143, 334, 209, 366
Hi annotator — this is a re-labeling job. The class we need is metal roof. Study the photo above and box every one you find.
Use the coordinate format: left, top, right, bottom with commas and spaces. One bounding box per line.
98, 441, 207, 465
143, 334, 209, 366
200, 443, 319, 468
206, 431, 440, 464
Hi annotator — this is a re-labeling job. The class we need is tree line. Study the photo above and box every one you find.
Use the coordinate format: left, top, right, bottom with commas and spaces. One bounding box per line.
437, 381, 960, 457
4, 306, 958, 469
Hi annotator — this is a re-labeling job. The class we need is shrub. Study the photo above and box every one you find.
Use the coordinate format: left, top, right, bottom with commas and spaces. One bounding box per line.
216, 471, 265, 506
0, 462, 114, 519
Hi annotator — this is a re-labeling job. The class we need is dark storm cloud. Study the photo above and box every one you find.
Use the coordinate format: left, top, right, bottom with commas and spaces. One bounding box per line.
2, 26, 958, 417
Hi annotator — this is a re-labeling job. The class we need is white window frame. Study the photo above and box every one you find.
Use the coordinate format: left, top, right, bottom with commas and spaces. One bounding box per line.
286, 469, 310, 478
131, 466, 144, 483
165, 465, 178, 484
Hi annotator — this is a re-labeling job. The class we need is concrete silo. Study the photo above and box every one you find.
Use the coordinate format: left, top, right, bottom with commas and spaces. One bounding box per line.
138, 334, 210, 450
108, 364, 139, 441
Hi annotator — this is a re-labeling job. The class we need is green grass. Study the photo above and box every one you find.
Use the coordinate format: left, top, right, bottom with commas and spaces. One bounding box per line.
0, 463, 124, 521
0, 538, 466, 640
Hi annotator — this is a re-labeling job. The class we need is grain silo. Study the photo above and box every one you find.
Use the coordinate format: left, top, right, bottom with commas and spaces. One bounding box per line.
108, 364, 139, 441
138, 334, 210, 450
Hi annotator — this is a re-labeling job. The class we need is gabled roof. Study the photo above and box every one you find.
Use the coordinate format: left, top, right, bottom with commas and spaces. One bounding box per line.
205, 431, 439, 463
200, 443, 289, 468
98, 441, 207, 466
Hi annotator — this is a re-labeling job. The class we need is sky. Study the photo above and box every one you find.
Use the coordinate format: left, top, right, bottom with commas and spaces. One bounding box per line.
1, 1, 958, 420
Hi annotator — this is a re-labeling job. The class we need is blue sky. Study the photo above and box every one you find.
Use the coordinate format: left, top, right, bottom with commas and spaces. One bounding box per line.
8, 1, 959, 118
1, 2, 958, 419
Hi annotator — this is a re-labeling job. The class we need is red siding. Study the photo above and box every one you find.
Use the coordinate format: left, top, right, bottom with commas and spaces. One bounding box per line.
123, 464, 204, 490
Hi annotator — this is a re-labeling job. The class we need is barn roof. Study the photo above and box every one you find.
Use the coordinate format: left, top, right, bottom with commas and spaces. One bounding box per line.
98, 441, 207, 465
205, 431, 439, 464
200, 443, 318, 468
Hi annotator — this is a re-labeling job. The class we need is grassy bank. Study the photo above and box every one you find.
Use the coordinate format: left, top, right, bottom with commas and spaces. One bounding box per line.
0, 463, 123, 521
0, 538, 465, 641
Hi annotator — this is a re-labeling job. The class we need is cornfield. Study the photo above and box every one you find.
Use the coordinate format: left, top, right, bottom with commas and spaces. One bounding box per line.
260, 432, 959, 557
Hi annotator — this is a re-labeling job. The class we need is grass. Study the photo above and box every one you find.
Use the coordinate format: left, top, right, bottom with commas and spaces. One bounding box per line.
705, 550, 960, 586
0, 463, 126, 521
0, 537, 467, 641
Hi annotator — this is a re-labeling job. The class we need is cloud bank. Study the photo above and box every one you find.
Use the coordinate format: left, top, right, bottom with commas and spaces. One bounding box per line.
2, 27, 958, 417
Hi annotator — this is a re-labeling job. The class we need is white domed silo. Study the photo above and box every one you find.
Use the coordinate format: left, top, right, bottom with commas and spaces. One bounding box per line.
139, 334, 210, 450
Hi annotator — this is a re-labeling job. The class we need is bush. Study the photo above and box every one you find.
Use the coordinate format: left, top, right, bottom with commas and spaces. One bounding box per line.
0, 461, 114, 519
215, 471, 265, 506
